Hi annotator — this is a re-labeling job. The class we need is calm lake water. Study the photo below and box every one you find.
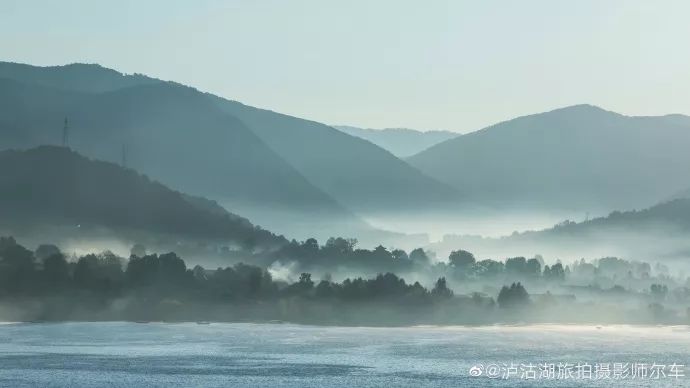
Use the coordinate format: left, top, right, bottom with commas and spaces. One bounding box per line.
0, 322, 688, 387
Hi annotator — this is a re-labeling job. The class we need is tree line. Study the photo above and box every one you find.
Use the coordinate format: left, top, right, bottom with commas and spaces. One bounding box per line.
0, 236, 460, 308
3, 236, 685, 324
270, 237, 568, 283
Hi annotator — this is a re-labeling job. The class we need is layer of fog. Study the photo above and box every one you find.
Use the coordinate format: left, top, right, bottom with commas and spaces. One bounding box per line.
428, 222, 690, 273
7, 195, 690, 281
217, 199, 429, 250
363, 208, 593, 241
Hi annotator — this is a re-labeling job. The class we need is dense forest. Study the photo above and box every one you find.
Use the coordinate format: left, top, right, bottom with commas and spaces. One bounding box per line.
1, 236, 688, 325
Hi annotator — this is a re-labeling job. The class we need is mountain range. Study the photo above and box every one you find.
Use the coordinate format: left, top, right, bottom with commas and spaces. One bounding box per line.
209, 97, 460, 214
0, 61, 459, 241
408, 104, 690, 213
333, 125, 457, 157
5, 61, 690, 248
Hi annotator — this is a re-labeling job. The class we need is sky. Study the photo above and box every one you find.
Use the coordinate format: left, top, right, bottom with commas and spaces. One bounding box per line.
1, 0, 689, 132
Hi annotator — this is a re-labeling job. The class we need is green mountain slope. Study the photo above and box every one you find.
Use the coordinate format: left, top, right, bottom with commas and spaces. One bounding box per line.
0, 61, 461, 215
0, 78, 350, 212
212, 97, 461, 213
0, 77, 383, 242
0, 146, 287, 249
408, 105, 690, 212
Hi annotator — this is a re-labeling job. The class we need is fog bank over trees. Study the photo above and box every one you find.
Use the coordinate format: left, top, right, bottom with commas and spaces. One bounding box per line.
432, 197, 690, 266
1, 236, 688, 325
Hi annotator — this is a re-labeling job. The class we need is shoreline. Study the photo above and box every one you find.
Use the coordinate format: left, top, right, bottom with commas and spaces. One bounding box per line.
2, 320, 689, 331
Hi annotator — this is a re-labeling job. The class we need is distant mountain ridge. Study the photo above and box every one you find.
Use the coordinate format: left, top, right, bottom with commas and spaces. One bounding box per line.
0, 63, 460, 218
210, 98, 461, 213
408, 104, 690, 212
333, 125, 458, 157
0, 62, 396, 242
0, 77, 346, 213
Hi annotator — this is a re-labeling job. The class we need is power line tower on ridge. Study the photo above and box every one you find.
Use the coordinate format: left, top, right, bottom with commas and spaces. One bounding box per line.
62, 117, 69, 147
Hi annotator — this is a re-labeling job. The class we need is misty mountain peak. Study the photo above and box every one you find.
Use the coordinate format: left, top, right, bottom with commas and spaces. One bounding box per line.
408, 103, 690, 212
517, 104, 622, 124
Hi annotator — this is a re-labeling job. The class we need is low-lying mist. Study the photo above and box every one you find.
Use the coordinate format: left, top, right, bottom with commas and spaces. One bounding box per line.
365, 205, 592, 239
430, 222, 690, 273
1, 235, 688, 326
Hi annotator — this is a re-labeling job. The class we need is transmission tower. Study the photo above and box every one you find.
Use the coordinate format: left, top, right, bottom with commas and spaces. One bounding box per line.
62, 117, 69, 147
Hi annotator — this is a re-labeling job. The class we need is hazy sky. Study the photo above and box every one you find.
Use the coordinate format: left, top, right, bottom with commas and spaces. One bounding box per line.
1, 0, 688, 132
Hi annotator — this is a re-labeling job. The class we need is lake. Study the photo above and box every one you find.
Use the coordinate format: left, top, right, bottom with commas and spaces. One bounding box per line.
0, 322, 688, 387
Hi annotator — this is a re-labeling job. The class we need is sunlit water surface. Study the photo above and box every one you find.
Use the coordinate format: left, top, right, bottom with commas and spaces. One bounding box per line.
0, 322, 688, 387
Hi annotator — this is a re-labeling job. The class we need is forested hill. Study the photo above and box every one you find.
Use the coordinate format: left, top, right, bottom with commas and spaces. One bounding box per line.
0, 61, 159, 93
524, 197, 690, 237
0, 77, 348, 215
0, 146, 287, 249
0, 61, 462, 216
